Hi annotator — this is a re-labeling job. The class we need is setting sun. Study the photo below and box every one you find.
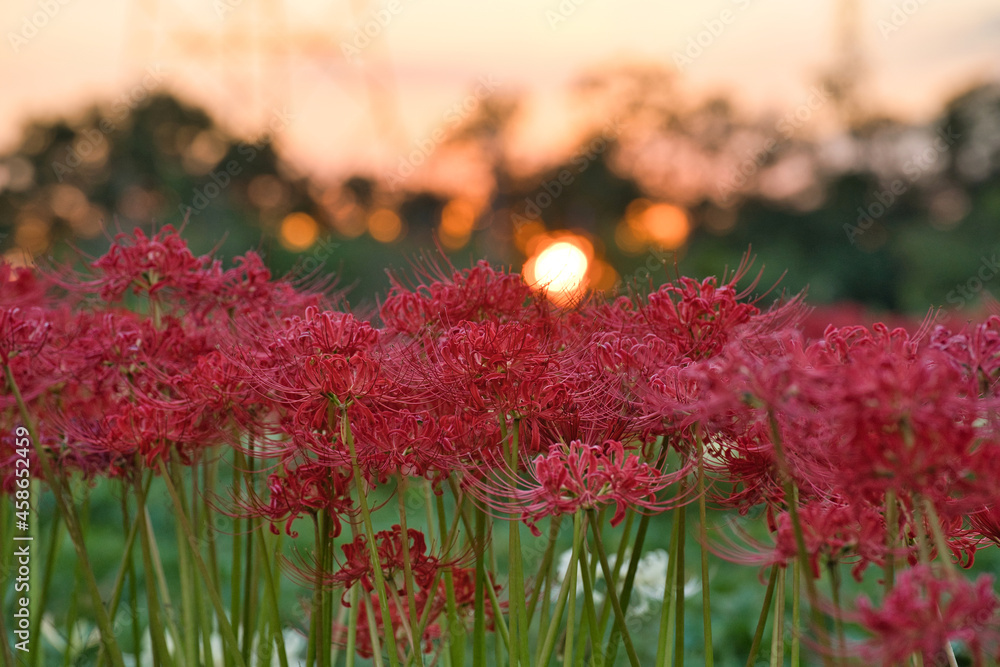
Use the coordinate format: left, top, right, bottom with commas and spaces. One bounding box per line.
525, 239, 589, 305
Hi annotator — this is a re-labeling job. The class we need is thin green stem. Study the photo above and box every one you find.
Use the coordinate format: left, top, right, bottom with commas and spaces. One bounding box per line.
744, 564, 779, 667
134, 475, 172, 667
656, 515, 681, 667
257, 528, 289, 667
169, 460, 198, 667
527, 516, 562, 624
342, 405, 401, 667
770, 565, 785, 667
321, 508, 335, 667
362, 584, 388, 667
346, 583, 360, 667
230, 451, 246, 667
767, 413, 831, 666
791, 559, 801, 667
587, 509, 640, 667
4, 364, 126, 667
577, 540, 604, 667
473, 508, 487, 667
144, 505, 185, 656
603, 510, 652, 667
564, 553, 578, 667
241, 456, 258, 666
396, 475, 423, 663
158, 459, 246, 667
29, 498, 62, 664
537, 511, 584, 667
697, 437, 714, 666
307, 512, 320, 667
436, 489, 465, 667
676, 491, 688, 667
503, 417, 532, 667
96, 476, 149, 667
61, 554, 82, 667
884, 488, 897, 594
827, 560, 846, 658
0, 493, 12, 666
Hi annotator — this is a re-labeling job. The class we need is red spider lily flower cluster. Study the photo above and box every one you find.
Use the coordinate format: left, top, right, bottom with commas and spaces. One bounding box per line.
329, 526, 497, 659
7, 227, 1000, 662
852, 566, 1000, 665
467, 439, 692, 535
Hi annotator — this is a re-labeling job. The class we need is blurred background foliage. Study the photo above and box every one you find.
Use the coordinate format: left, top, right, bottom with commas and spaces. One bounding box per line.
2, 68, 1000, 316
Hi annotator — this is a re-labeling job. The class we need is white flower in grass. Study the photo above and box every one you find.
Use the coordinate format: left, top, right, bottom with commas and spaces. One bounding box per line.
550, 547, 606, 606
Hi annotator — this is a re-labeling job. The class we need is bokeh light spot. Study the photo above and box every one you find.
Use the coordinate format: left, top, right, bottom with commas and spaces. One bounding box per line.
279, 212, 320, 251
368, 208, 403, 243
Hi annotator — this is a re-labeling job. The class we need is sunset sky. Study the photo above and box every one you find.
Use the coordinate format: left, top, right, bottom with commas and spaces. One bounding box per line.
2, 0, 999, 183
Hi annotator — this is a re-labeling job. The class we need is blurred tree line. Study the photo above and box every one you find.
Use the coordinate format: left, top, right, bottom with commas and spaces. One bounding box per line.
2, 64, 1000, 314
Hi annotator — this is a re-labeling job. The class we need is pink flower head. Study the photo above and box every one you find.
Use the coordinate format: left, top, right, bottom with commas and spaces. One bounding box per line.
332, 525, 439, 595
255, 459, 354, 538
0, 307, 50, 366
380, 259, 532, 337
0, 262, 51, 311
81, 226, 221, 303
970, 505, 1000, 547
430, 319, 570, 423
470, 439, 693, 535
853, 566, 1000, 665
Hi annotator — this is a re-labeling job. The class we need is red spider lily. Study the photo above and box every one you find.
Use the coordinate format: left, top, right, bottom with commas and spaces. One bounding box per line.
336, 590, 441, 660
671, 323, 1000, 517
642, 276, 762, 360
530, 325, 673, 448
332, 525, 440, 595
970, 505, 1000, 547
241, 307, 390, 439
599, 254, 804, 363
348, 409, 464, 480
850, 566, 1000, 666
0, 262, 52, 310
790, 326, 1000, 514
240, 458, 354, 538
380, 259, 534, 337
713, 499, 890, 581
467, 439, 694, 535
930, 316, 1000, 397
422, 320, 576, 440
70, 226, 221, 303
700, 426, 782, 514
0, 307, 50, 366
332, 562, 500, 660
192, 251, 324, 325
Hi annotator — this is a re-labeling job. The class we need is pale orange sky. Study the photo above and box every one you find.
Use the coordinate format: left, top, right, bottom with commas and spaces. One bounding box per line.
2, 0, 999, 184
